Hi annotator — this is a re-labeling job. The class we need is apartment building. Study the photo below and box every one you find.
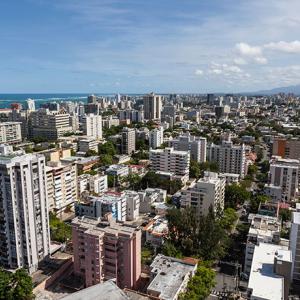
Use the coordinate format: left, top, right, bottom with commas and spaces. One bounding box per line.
30, 109, 73, 140
268, 156, 299, 202
169, 133, 207, 162
0, 145, 50, 273
0, 122, 22, 144
247, 243, 292, 300
244, 214, 283, 274
147, 254, 197, 300
121, 127, 136, 155
149, 127, 164, 149
181, 171, 225, 217
76, 192, 127, 222
207, 138, 246, 178
272, 137, 300, 160
143, 92, 162, 120
78, 138, 99, 153
149, 147, 190, 182
46, 161, 78, 212
139, 188, 167, 213
119, 109, 144, 123
290, 212, 300, 288
82, 114, 102, 140
123, 190, 140, 221
72, 215, 141, 289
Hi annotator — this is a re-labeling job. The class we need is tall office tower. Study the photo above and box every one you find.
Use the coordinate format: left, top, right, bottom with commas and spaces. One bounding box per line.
121, 127, 136, 154
269, 156, 299, 202
0, 145, 50, 273
149, 147, 190, 180
149, 127, 164, 149
87, 94, 97, 104
72, 216, 141, 289
26, 98, 35, 111
290, 212, 300, 288
119, 109, 144, 123
46, 161, 78, 213
143, 92, 162, 120
169, 133, 207, 163
0, 122, 22, 144
207, 137, 246, 178
181, 172, 225, 217
30, 109, 73, 140
162, 104, 176, 120
82, 114, 102, 140
207, 93, 215, 105
272, 138, 300, 160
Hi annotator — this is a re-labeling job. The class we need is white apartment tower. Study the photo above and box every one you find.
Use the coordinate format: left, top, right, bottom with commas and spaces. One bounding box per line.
26, 98, 36, 111
149, 147, 190, 180
0, 145, 50, 273
169, 133, 207, 162
82, 114, 102, 140
207, 138, 246, 178
121, 127, 136, 155
143, 92, 162, 121
269, 156, 299, 202
181, 171, 225, 217
149, 127, 164, 149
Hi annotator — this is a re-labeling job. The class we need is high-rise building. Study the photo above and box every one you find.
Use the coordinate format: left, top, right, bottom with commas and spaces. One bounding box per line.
149, 127, 164, 149
72, 215, 141, 288
0, 122, 22, 144
46, 161, 78, 213
0, 145, 50, 273
149, 147, 190, 181
82, 114, 102, 140
169, 133, 207, 163
207, 137, 246, 178
272, 138, 300, 160
207, 93, 215, 105
143, 92, 162, 120
181, 172, 225, 216
290, 212, 300, 288
121, 127, 136, 155
268, 156, 299, 202
26, 98, 35, 111
30, 109, 73, 140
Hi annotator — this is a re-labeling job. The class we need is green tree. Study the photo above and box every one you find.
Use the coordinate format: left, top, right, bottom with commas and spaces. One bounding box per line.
0, 268, 34, 300
225, 184, 250, 208
189, 160, 201, 179
162, 241, 183, 258
98, 141, 117, 156
279, 208, 292, 222
250, 194, 269, 213
220, 208, 238, 231
49, 212, 72, 243
179, 263, 215, 300
100, 154, 113, 166
107, 175, 115, 188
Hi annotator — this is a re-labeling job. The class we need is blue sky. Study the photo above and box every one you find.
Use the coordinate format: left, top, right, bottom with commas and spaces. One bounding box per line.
1, 0, 300, 93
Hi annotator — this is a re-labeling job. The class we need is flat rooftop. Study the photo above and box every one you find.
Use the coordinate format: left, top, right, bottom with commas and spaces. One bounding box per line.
248, 243, 290, 300
61, 280, 129, 300
147, 254, 196, 300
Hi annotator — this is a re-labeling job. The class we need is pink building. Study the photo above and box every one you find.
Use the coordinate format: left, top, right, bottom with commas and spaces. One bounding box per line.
72, 215, 141, 289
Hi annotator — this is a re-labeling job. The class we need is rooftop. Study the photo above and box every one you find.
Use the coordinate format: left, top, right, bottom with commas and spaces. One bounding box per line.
248, 243, 290, 300
147, 254, 196, 300
61, 280, 129, 300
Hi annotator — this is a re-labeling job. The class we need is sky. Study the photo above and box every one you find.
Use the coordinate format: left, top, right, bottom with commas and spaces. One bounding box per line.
1, 0, 300, 93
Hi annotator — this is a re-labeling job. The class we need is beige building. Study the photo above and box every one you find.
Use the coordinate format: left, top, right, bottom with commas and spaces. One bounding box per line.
0, 122, 22, 144
121, 127, 136, 155
143, 92, 162, 120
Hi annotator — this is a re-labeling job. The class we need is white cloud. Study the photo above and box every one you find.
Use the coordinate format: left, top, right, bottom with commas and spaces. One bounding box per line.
235, 42, 267, 64
233, 57, 247, 65
195, 69, 203, 75
264, 40, 300, 53
235, 42, 262, 57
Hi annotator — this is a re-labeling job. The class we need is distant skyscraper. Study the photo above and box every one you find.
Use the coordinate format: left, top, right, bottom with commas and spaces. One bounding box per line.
121, 127, 136, 154
0, 145, 50, 273
207, 93, 215, 105
87, 94, 97, 104
82, 114, 102, 140
143, 92, 162, 120
26, 98, 35, 111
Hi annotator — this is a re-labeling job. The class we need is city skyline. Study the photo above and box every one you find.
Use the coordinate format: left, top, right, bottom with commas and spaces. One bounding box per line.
1, 0, 300, 93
